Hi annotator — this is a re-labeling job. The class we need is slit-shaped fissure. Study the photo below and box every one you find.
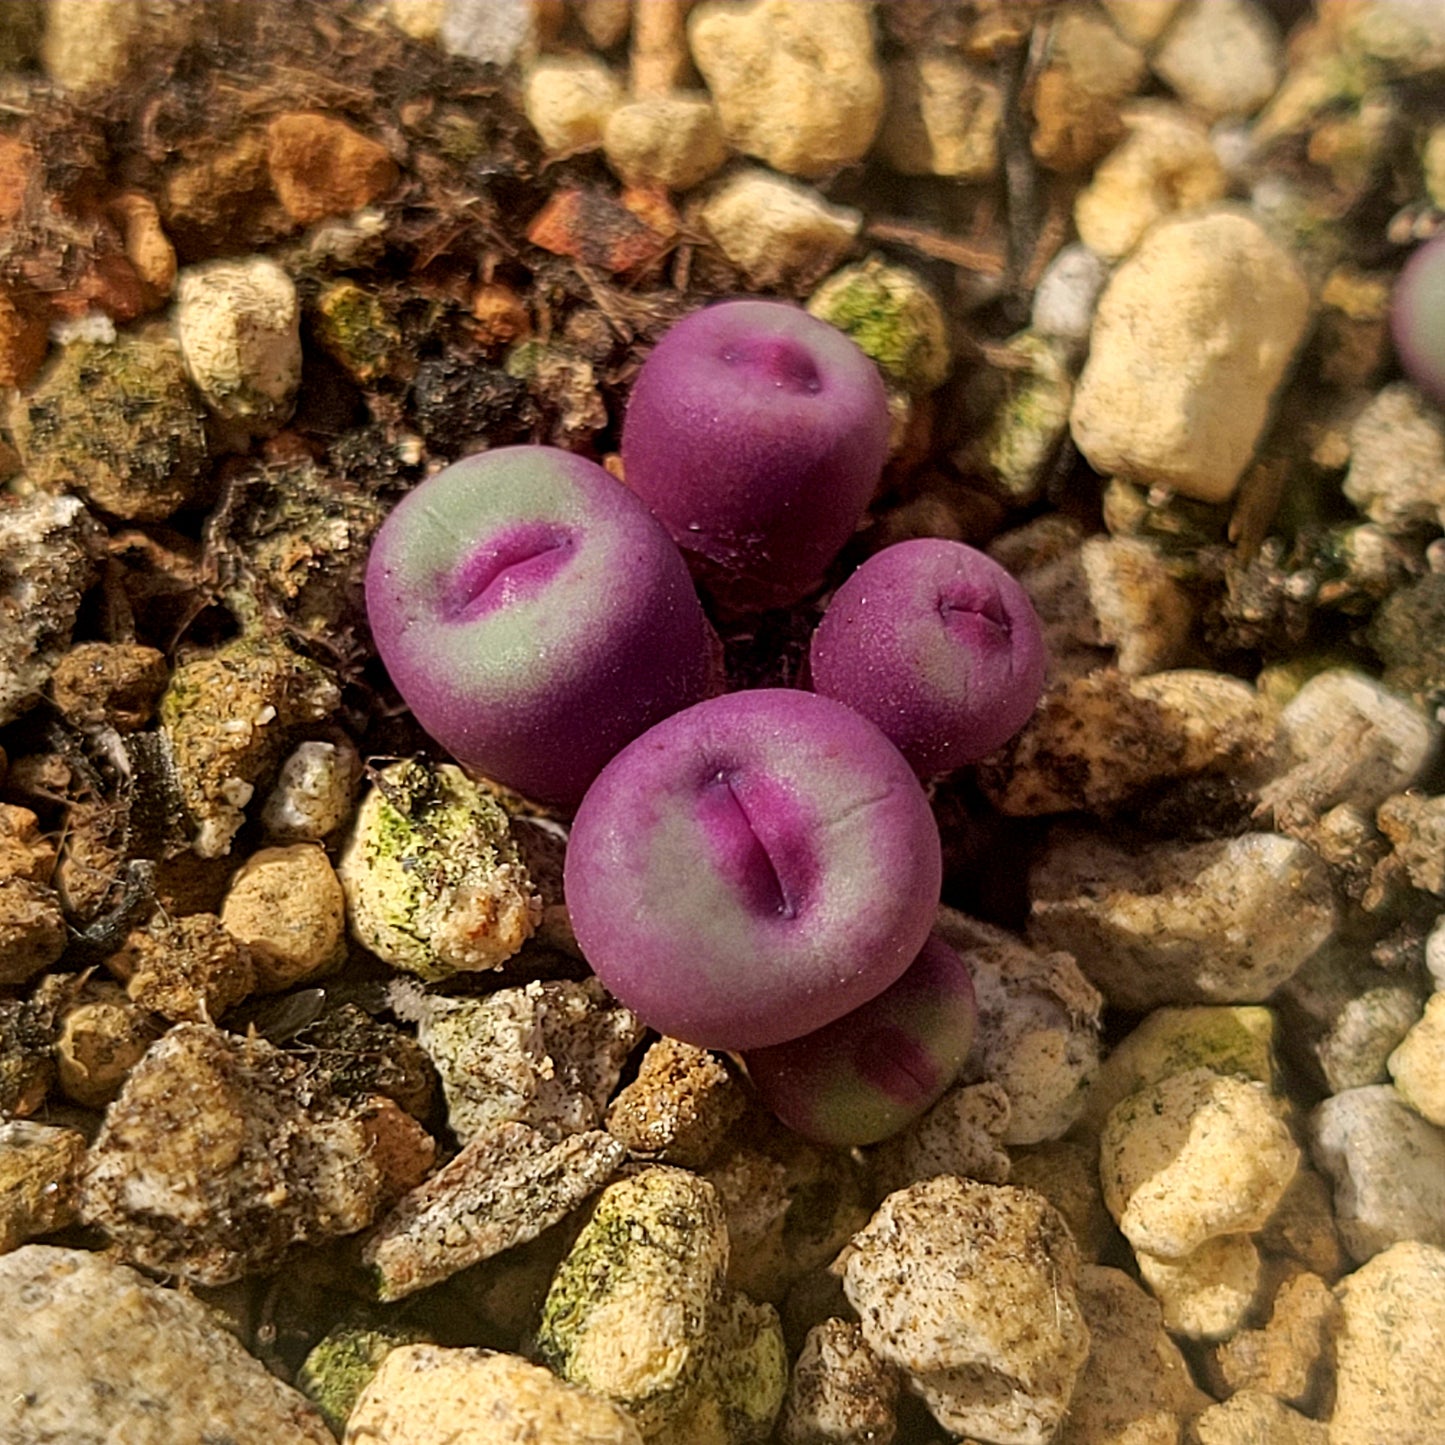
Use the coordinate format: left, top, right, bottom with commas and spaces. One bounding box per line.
696, 768, 801, 920
937, 580, 1011, 637
442, 522, 577, 622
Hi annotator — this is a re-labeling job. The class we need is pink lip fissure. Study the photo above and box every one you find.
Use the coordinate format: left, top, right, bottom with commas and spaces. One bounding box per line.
443, 523, 576, 623
697, 768, 804, 921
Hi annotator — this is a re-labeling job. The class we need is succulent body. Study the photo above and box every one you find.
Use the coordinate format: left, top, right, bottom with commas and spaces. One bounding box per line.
1391, 234, 1445, 406
564, 689, 942, 1051
365, 446, 716, 808
809, 538, 1047, 773
620, 299, 890, 612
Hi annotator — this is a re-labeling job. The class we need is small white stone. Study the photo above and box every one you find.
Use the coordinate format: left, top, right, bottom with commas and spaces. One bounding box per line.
699, 168, 861, 290
1312, 1084, 1445, 1261
522, 54, 621, 156
1427, 914, 1445, 991
1258, 668, 1441, 829
1100, 1068, 1299, 1259
1074, 102, 1227, 262
688, 0, 884, 179
1330, 1242, 1445, 1445
1135, 1233, 1263, 1341
175, 257, 301, 434
1343, 382, 1445, 534
1070, 207, 1310, 505
877, 52, 1001, 180
384, 0, 445, 43
1390, 992, 1445, 1127
602, 94, 727, 191
261, 738, 363, 842
1030, 242, 1110, 346
1151, 0, 1283, 119
438, 0, 534, 66
1028, 827, 1336, 1011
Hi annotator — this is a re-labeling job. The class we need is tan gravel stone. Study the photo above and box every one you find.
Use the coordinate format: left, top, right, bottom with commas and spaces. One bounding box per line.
605, 1036, 745, 1167
689, 0, 884, 178
843, 1177, 1089, 1445
877, 52, 1000, 179
176, 257, 301, 433
1152, 0, 1282, 119
0, 1121, 85, 1252
1208, 1270, 1337, 1410
1059, 1265, 1210, 1444
221, 843, 347, 992
107, 911, 255, 1024
1191, 1390, 1327, 1445
81, 1022, 387, 1284
699, 168, 861, 291
1075, 102, 1227, 261
0, 876, 66, 986
1028, 828, 1335, 1011
345, 1345, 644, 1444
1389, 991, 1445, 1125
0, 1245, 334, 1443
56, 980, 162, 1108
1101, 1069, 1299, 1260
1329, 1241, 1445, 1444
1136, 1233, 1263, 1341
778, 1318, 899, 1445
1071, 209, 1310, 504
266, 112, 400, 226
523, 54, 622, 156
603, 94, 728, 191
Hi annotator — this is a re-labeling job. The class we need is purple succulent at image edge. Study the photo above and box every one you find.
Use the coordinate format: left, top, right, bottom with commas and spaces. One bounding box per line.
621, 298, 891, 614
809, 537, 1048, 775
364, 445, 716, 809
743, 931, 977, 1147
563, 688, 943, 1052
1391, 233, 1445, 407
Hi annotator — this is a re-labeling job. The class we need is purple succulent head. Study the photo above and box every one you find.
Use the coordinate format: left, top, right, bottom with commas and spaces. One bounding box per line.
743, 931, 977, 1146
563, 688, 942, 1051
808, 538, 1047, 774
365, 445, 716, 809
620, 299, 891, 613
1391, 234, 1445, 407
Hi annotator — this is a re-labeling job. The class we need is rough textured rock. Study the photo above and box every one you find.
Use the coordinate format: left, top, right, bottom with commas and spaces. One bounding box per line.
175, 256, 301, 433
980, 669, 1275, 818
0, 495, 98, 726
688, 0, 884, 178
870, 1080, 1013, 1199
698, 168, 861, 291
1070, 208, 1310, 504
220, 843, 347, 992
777, 1319, 899, 1445
0, 1121, 85, 1252
344, 1345, 644, 1445
1191, 1389, 1327, 1444
10, 328, 209, 522
877, 51, 1000, 179
266, 111, 399, 225
390, 977, 644, 1145
1208, 1269, 1337, 1411
602, 94, 727, 191
938, 910, 1101, 1146
1389, 991, 1445, 1126
1058, 1265, 1209, 1444
0, 1244, 334, 1443
1028, 827, 1336, 1011
1100, 1068, 1299, 1259
1074, 102, 1227, 262
1342, 382, 1445, 534
80, 1023, 389, 1284
605, 1036, 746, 1168
1135, 1232, 1263, 1341
364, 1121, 624, 1301
523, 54, 622, 156
1329, 1241, 1445, 1445
843, 1177, 1089, 1445
1311, 1085, 1445, 1261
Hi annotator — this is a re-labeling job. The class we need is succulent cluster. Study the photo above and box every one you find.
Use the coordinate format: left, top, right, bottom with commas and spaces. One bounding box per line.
366, 300, 1046, 1144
